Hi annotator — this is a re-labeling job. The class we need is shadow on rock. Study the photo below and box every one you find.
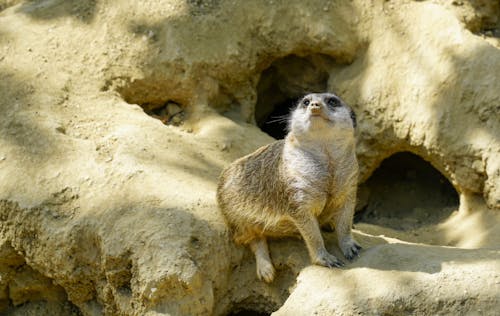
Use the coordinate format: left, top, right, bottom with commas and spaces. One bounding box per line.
351, 242, 500, 274
16, 0, 97, 23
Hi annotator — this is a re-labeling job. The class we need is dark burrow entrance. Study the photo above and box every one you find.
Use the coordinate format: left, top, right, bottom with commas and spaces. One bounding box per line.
255, 54, 335, 139
228, 310, 269, 316
355, 152, 459, 231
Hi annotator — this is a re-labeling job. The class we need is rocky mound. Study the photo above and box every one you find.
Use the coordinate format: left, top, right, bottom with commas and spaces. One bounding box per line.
0, 0, 499, 315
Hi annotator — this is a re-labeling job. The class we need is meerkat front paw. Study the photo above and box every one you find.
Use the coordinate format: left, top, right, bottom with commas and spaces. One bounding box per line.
256, 259, 276, 283
313, 249, 344, 268
339, 236, 362, 260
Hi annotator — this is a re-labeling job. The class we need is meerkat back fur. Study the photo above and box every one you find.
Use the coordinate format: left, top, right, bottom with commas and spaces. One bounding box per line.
217, 92, 361, 282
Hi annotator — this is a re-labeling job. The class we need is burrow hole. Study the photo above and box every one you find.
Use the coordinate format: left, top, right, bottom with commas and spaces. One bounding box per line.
226, 293, 280, 316
139, 100, 186, 126
355, 152, 459, 231
470, 2, 500, 38
110, 77, 187, 126
255, 54, 335, 139
228, 310, 269, 316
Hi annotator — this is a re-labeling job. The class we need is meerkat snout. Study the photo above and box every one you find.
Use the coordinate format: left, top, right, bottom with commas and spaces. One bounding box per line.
217, 92, 361, 283
310, 105, 322, 115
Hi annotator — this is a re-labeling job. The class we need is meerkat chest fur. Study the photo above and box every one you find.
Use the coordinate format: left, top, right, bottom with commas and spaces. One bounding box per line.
281, 93, 359, 217
283, 134, 357, 212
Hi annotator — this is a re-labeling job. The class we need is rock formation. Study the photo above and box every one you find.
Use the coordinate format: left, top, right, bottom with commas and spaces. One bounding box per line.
0, 0, 499, 315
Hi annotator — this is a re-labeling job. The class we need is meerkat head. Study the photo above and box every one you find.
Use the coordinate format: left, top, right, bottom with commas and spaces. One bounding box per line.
288, 93, 356, 139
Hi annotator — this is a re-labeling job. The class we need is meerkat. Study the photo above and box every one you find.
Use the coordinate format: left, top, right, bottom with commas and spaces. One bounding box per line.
217, 92, 361, 283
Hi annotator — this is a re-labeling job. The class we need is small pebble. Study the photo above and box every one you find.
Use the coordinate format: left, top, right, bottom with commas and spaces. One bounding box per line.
170, 113, 183, 125
166, 103, 183, 116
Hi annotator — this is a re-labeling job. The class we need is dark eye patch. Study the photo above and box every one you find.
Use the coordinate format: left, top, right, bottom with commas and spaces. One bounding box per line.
350, 109, 357, 128
326, 97, 341, 108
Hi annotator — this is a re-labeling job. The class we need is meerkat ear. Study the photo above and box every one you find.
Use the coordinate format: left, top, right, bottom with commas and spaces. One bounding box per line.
350, 109, 357, 128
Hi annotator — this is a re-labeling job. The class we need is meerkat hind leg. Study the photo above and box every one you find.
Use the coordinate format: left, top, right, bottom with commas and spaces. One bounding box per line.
249, 237, 275, 283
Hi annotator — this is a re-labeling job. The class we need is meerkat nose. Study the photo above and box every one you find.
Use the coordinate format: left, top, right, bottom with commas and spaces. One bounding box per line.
310, 104, 322, 114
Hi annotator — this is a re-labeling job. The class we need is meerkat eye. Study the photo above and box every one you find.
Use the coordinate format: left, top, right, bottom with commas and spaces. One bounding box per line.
327, 97, 341, 108
303, 99, 310, 106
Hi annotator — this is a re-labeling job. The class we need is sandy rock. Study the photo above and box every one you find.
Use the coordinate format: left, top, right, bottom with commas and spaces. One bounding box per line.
0, 239, 78, 314
0, 0, 499, 315
331, 0, 500, 209
274, 244, 500, 316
